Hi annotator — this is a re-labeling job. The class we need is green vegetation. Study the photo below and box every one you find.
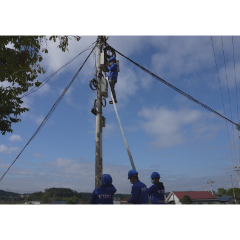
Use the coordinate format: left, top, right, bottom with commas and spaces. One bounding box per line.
0, 190, 19, 197
0, 36, 81, 135
182, 195, 192, 204
217, 187, 240, 198
0, 188, 134, 204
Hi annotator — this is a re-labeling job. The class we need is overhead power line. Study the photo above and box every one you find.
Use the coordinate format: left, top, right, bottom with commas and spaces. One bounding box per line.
231, 36, 240, 166
0, 44, 97, 183
221, 36, 238, 165
108, 45, 239, 127
20, 41, 97, 99
210, 36, 235, 167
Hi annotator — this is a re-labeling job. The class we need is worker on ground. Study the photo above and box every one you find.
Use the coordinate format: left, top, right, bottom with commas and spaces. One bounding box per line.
106, 56, 118, 104
90, 174, 117, 204
127, 170, 149, 204
147, 172, 165, 204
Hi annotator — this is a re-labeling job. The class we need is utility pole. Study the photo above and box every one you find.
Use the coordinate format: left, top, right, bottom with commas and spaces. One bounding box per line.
234, 166, 240, 188
204, 186, 207, 191
95, 36, 104, 189
230, 175, 237, 204
207, 180, 214, 195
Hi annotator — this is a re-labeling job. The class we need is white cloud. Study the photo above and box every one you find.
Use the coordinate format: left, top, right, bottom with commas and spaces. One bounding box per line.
138, 106, 221, 148
0, 155, 236, 194
33, 115, 45, 125
9, 134, 23, 142
32, 153, 44, 159
0, 144, 20, 154
35, 83, 51, 96
150, 36, 214, 80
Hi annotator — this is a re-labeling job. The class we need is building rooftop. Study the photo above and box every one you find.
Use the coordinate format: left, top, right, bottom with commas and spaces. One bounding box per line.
172, 191, 217, 200
217, 196, 233, 202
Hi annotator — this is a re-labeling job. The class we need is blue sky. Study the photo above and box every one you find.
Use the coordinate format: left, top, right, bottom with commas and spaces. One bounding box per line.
1, 36, 240, 194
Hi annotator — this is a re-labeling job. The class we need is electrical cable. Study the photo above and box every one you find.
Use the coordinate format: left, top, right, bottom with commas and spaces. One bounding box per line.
231, 36, 240, 166
107, 45, 239, 127
89, 78, 98, 91
0, 44, 97, 183
221, 36, 238, 166
20, 41, 97, 99
210, 36, 235, 167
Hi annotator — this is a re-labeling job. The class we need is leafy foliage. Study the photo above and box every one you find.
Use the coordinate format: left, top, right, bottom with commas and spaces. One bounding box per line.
66, 196, 78, 204
226, 188, 240, 198
218, 188, 227, 195
0, 188, 135, 204
182, 195, 192, 204
0, 36, 81, 135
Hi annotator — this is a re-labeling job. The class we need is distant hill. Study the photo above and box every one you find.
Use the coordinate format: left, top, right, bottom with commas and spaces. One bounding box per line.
0, 190, 19, 197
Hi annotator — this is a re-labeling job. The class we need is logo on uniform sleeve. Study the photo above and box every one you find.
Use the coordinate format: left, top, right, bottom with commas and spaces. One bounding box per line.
141, 187, 147, 192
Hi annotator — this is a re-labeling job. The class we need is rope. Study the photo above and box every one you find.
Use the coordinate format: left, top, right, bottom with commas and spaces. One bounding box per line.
0, 44, 97, 183
106, 77, 136, 171
107, 45, 239, 127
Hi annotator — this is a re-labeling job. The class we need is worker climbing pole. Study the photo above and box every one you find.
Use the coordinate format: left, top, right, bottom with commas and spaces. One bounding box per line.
90, 37, 136, 188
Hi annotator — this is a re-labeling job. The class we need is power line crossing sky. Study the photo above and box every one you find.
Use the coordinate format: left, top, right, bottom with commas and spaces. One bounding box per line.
1, 36, 240, 194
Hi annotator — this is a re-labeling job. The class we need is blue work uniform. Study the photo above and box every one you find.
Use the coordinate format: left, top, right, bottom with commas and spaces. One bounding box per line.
147, 182, 165, 204
107, 63, 118, 81
128, 180, 149, 204
90, 184, 117, 204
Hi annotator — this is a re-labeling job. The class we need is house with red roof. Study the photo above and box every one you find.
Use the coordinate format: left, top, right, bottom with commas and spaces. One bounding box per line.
165, 191, 220, 204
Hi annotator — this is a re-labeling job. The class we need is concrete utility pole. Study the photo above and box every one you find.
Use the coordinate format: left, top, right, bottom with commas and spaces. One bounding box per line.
230, 175, 237, 204
207, 180, 214, 195
234, 166, 240, 188
204, 186, 207, 191
95, 36, 104, 189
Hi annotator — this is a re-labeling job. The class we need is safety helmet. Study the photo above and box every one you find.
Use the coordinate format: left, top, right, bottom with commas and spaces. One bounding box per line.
128, 170, 138, 179
102, 174, 112, 186
109, 57, 116, 62
150, 172, 160, 179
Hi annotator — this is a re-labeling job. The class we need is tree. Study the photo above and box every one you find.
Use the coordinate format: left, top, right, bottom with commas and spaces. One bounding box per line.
41, 192, 50, 204
16, 195, 22, 201
66, 195, 78, 204
218, 188, 227, 195
226, 188, 240, 199
24, 197, 30, 203
182, 195, 192, 204
0, 36, 81, 135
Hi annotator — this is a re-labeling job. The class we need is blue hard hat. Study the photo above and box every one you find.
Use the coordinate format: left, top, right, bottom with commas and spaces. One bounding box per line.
109, 57, 116, 61
150, 172, 160, 179
128, 170, 138, 179
102, 174, 112, 186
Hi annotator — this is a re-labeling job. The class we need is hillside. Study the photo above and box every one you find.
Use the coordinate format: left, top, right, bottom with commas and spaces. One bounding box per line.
0, 190, 19, 197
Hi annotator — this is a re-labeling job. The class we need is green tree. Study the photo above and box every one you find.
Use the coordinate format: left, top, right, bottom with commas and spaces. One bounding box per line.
218, 188, 227, 195
41, 192, 50, 204
16, 195, 22, 201
182, 195, 192, 204
226, 188, 240, 199
66, 195, 78, 204
0, 36, 81, 135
